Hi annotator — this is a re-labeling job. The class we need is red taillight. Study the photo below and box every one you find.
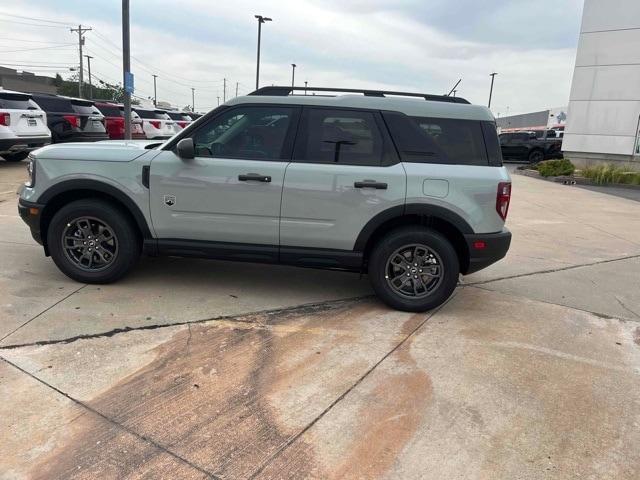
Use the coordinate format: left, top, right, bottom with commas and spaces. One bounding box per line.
149, 120, 161, 129
177, 121, 188, 128
0, 112, 10, 126
63, 115, 79, 128
496, 182, 511, 221
473, 241, 486, 250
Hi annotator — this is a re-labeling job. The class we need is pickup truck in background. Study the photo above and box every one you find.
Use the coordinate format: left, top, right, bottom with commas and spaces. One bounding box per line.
499, 130, 563, 163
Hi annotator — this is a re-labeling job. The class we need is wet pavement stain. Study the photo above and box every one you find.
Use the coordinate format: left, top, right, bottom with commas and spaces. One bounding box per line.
28, 299, 418, 479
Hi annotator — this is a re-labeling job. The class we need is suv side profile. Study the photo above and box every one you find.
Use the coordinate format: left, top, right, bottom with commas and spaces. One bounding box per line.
17, 86, 511, 312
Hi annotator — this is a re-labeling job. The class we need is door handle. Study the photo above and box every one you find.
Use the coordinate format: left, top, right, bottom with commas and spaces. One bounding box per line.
354, 180, 387, 190
238, 173, 271, 182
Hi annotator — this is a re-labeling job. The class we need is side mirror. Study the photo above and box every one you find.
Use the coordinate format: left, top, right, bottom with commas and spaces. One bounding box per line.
176, 137, 195, 159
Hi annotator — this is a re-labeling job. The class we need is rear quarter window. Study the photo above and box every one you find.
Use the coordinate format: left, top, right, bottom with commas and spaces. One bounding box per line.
31, 96, 74, 113
96, 105, 122, 117
384, 112, 489, 166
0, 93, 38, 110
71, 102, 101, 115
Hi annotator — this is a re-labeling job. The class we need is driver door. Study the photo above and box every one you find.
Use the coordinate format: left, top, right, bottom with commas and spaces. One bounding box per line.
149, 105, 300, 248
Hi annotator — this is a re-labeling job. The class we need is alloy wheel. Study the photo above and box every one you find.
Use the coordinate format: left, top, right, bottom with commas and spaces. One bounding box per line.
61, 216, 119, 271
384, 243, 443, 299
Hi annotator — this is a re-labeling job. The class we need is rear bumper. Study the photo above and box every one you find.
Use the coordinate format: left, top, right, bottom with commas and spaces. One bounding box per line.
18, 197, 45, 245
463, 229, 512, 275
0, 136, 51, 154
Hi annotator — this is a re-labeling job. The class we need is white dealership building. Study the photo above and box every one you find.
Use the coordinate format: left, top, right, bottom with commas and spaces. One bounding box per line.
562, 0, 640, 168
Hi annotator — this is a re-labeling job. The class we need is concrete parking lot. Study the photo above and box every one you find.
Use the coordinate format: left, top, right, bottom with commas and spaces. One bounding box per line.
1, 159, 640, 479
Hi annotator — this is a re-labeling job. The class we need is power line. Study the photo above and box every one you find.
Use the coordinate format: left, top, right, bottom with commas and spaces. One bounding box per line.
0, 12, 72, 25
92, 28, 225, 86
0, 37, 75, 45
0, 44, 75, 53
0, 18, 70, 28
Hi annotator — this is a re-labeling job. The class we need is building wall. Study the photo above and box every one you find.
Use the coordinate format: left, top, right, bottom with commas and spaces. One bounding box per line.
563, 0, 640, 168
0, 67, 57, 95
497, 110, 550, 131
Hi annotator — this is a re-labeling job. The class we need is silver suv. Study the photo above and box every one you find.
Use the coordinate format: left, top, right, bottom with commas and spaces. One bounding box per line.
18, 86, 511, 312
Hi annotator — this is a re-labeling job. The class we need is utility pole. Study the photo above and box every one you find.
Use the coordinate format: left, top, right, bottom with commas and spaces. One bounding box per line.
84, 55, 93, 99
70, 24, 91, 98
152, 74, 157, 106
291, 63, 296, 89
122, 0, 132, 139
235, 82, 239, 97
304, 80, 308, 95
217, 96, 220, 106
223, 78, 226, 103
488, 72, 498, 109
191, 87, 195, 112
254, 15, 272, 90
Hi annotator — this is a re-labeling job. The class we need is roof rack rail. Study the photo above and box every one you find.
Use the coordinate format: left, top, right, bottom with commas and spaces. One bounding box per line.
249, 86, 471, 104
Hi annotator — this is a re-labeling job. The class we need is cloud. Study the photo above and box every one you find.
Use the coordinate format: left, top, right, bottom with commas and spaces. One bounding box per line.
1, 0, 583, 114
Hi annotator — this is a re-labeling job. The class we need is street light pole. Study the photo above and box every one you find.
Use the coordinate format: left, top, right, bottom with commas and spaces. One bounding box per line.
152, 74, 157, 106
304, 80, 308, 95
291, 63, 296, 89
488, 72, 498, 109
121, 1, 131, 140
254, 15, 272, 90
191, 87, 195, 112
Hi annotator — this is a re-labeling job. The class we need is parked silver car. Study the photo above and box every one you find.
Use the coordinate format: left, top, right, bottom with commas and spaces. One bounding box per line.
18, 86, 511, 311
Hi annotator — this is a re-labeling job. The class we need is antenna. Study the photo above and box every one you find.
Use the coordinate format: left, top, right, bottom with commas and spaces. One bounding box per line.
446, 78, 462, 97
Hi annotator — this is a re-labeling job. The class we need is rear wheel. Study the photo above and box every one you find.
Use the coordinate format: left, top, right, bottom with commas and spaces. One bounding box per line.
47, 199, 140, 283
2, 151, 29, 162
528, 149, 544, 163
369, 227, 460, 312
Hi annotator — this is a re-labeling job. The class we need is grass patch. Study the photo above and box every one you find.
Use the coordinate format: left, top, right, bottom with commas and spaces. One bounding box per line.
580, 164, 640, 185
537, 158, 575, 177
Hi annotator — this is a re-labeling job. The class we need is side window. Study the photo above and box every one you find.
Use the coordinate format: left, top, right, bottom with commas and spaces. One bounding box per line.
192, 106, 294, 160
298, 108, 386, 166
384, 112, 488, 166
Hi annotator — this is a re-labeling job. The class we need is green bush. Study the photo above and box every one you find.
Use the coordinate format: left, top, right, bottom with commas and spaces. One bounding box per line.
537, 159, 575, 177
580, 164, 640, 185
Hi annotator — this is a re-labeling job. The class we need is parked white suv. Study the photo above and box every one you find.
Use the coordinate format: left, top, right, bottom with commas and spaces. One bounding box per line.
0, 88, 51, 162
133, 108, 175, 139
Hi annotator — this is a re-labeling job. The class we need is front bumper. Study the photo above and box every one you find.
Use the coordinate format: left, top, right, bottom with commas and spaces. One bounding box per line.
0, 136, 51, 154
463, 229, 512, 274
18, 197, 45, 245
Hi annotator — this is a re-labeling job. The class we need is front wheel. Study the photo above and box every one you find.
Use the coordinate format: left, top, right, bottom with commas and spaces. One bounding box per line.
3, 151, 29, 162
47, 199, 140, 284
369, 227, 460, 312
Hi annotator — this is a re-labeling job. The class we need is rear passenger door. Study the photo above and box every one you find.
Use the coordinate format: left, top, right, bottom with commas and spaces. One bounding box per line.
280, 107, 406, 251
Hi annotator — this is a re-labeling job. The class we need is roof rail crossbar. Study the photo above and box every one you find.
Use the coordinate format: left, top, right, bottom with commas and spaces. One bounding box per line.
249, 86, 470, 104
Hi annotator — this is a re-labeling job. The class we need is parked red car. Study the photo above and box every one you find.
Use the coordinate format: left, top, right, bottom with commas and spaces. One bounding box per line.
94, 102, 146, 140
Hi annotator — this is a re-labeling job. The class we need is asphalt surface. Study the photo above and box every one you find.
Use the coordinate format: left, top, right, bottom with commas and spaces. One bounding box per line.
1, 158, 640, 479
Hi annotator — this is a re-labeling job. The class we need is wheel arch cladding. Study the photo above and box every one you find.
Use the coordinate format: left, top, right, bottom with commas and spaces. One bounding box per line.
355, 204, 471, 273
38, 180, 152, 250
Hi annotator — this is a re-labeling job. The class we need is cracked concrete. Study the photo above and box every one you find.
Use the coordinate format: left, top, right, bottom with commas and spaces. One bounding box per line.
2, 161, 640, 479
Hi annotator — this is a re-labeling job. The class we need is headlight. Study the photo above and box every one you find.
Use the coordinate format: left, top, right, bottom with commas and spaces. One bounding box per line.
25, 155, 36, 187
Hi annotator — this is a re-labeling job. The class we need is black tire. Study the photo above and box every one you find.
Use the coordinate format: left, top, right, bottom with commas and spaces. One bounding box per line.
528, 149, 544, 164
369, 226, 459, 312
47, 199, 140, 284
3, 151, 29, 162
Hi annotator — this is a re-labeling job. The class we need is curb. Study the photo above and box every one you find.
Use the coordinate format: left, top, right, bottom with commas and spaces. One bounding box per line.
512, 168, 640, 190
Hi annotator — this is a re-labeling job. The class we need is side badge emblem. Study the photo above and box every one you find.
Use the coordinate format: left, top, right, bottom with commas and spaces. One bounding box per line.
164, 195, 176, 207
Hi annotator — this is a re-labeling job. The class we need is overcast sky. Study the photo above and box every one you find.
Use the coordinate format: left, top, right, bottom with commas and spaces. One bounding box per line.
1, 0, 583, 115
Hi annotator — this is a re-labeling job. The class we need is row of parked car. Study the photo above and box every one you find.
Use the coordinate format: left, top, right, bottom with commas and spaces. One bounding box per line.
0, 88, 201, 162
